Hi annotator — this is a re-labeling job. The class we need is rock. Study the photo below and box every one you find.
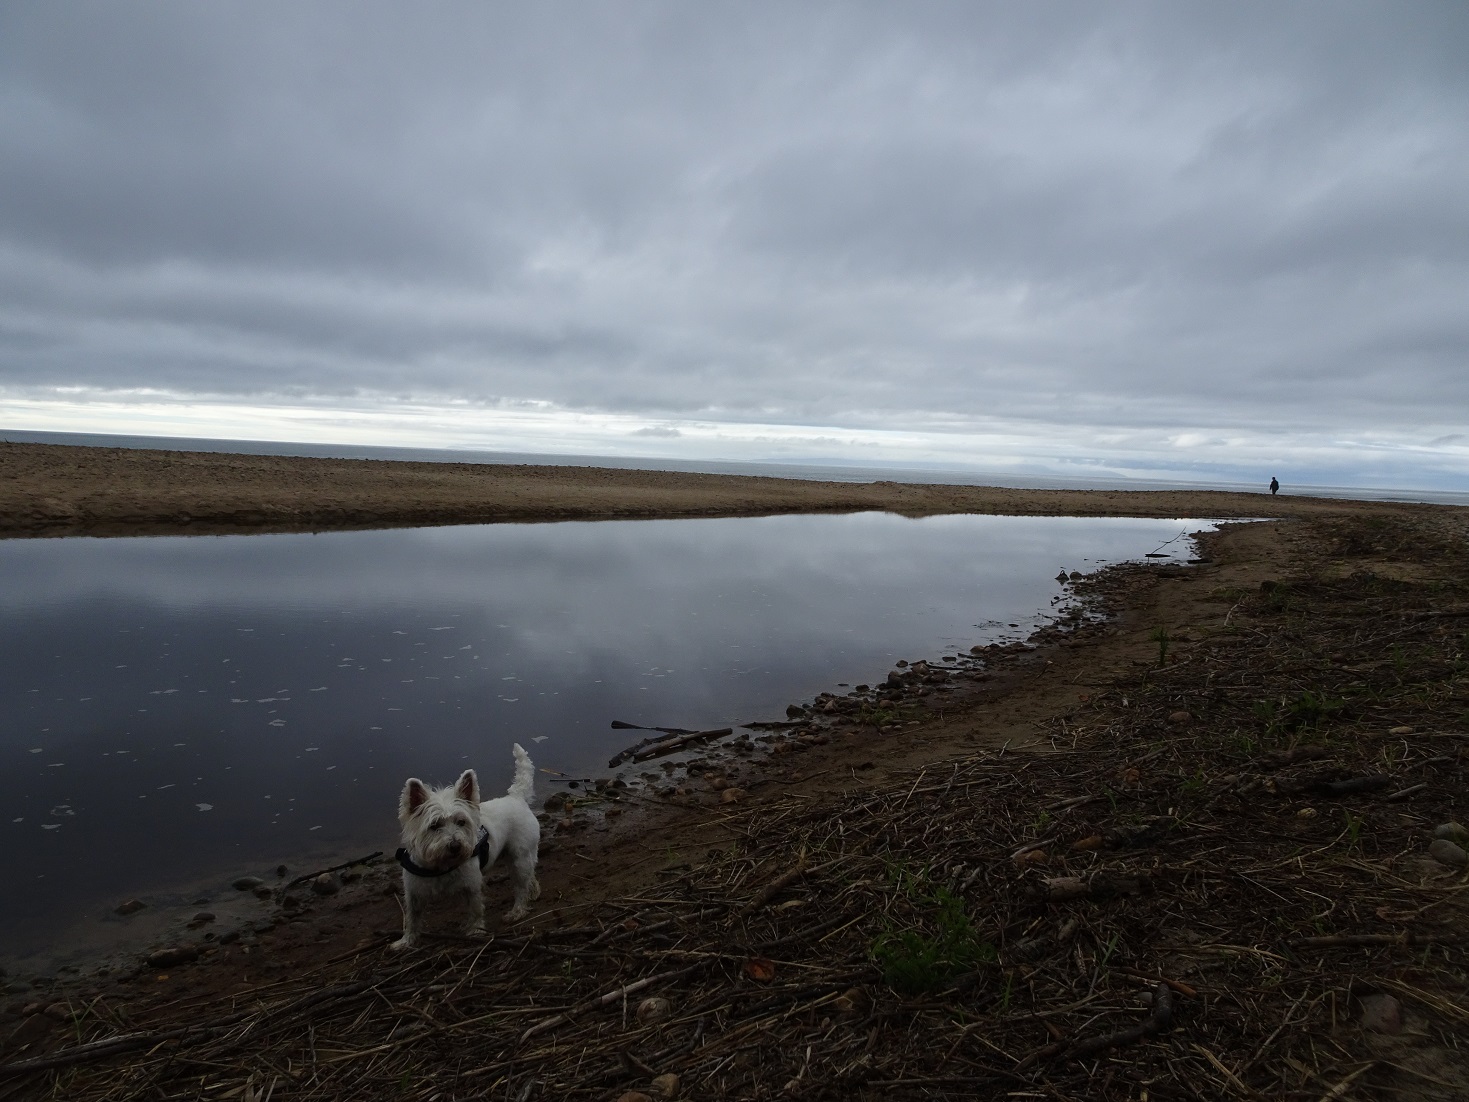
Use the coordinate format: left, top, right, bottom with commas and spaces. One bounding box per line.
1433, 822, 1469, 846
42, 1003, 73, 1022
1428, 839, 1468, 869
147, 945, 199, 969
311, 873, 340, 896
1056, 571, 1068, 583
650, 1073, 680, 1098
253, 886, 275, 900
190, 912, 216, 925
1360, 993, 1403, 1034
719, 787, 746, 804
785, 703, 806, 718
636, 996, 670, 1024
1167, 710, 1192, 725
114, 899, 147, 916
1388, 725, 1414, 735
232, 876, 265, 891
1069, 571, 1084, 581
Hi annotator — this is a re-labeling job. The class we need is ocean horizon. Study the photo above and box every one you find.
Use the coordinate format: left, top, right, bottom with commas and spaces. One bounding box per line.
6, 427, 1468, 508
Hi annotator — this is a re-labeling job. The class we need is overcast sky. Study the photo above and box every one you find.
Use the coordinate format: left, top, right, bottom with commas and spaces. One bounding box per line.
2, 2, 1466, 489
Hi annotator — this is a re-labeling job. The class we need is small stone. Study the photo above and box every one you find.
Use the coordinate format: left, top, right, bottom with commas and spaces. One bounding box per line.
253, 886, 275, 900
1069, 571, 1084, 581
719, 787, 746, 804
1360, 993, 1403, 1034
42, 1003, 73, 1022
636, 996, 670, 1024
1167, 710, 1192, 725
1428, 839, 1469, 868
114, 899, 147, 916
232, 876, 264, 891
1433, 822, 1469, 845
1056, 571, 1068, 583
190, 912, 216, 925
1296, 807, 1318, 819
311, 873, 339, 896
147, 946, 199, 969
650, 1073, 680, 1099
1388, 725, 1414, 735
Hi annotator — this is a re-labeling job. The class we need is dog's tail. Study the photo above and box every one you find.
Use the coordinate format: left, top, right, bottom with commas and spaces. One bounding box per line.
508, 743, 535, 803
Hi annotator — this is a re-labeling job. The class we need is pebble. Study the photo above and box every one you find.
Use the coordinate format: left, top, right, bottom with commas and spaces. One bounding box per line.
147, 945, 199, 969
114, 899, 147, 916
636, 996, 670, 1024
1428, 839, 1468, 869
232, 876, 265, 891
1360, 993, 1403, 1034
1167, 710, 1192, 725
1433, 822, 1469, 846
311, 873, 340, 896
650, 1073, 680, 1099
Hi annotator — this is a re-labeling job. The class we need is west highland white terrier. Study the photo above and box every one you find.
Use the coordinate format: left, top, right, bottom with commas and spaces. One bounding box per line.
391, 742, 541, 950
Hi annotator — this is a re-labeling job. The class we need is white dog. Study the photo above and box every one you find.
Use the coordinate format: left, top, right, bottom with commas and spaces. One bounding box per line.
391, 743, 541, 950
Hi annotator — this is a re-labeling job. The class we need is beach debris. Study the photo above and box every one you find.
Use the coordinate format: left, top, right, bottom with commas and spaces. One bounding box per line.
608, 726, 735, 767
231, 876, 264, 891
1033, 870, 1152, 904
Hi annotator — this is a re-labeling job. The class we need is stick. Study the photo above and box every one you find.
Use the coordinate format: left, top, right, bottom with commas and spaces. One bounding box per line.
278, 851, 383, 895
518, 968, 694, 1044
1066, 982, 1173, 1060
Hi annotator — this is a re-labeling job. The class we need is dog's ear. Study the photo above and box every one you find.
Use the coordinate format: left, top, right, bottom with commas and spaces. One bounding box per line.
454, 769, 480, 805
400, 778, 429, 819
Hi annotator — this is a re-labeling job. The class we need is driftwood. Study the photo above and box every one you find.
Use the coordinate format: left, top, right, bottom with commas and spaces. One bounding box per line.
1305, 773, 1392, 797
608, 723, 735, 767
278, 850, 383, 897
1067, 982, 1174, 1059
1033, 870, 1152, 903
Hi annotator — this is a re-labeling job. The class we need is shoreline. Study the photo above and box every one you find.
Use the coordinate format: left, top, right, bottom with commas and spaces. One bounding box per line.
0, 439, 1430, 540
4, 443, 1469, 1096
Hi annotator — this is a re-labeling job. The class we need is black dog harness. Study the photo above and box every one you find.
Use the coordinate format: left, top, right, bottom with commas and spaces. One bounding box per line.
396, 825, 490, 878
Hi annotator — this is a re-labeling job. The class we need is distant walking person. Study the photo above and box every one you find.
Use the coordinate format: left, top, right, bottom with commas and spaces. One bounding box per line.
1269, 477, 1279, 496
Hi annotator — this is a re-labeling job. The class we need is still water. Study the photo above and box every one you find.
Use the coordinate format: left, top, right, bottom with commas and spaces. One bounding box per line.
0, 513, 1209, 958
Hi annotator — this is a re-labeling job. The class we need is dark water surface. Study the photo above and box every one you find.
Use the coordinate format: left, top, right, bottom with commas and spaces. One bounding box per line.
1, 513, 1211, 962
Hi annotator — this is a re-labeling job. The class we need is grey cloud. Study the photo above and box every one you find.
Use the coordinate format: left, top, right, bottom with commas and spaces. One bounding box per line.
0, 2, 1466, 483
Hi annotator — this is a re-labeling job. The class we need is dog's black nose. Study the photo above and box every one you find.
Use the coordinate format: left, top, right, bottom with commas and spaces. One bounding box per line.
448, 840, 462, 855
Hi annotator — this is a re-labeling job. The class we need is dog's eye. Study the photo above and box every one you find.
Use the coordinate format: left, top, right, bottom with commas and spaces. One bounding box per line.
454, 816, 468, 826
428, 821, 441, 831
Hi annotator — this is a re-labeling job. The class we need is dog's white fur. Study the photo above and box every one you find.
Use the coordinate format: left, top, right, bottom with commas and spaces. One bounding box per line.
390, 743, 541, 951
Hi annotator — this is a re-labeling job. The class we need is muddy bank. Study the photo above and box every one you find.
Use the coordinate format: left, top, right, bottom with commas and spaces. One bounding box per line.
0, 439, 1422, 539
5, 505, 1469, 1099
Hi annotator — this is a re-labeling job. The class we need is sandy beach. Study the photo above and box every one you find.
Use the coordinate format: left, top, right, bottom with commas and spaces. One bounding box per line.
3, 441, 1468, 1100
0, 439, 1424, 538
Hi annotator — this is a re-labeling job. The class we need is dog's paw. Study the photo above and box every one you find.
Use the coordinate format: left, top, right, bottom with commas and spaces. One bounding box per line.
503, 904, 529, 922
389, 935, 416, 951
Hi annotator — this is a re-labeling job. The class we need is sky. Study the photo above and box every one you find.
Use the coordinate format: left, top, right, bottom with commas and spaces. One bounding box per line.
2, 2, 1467, 490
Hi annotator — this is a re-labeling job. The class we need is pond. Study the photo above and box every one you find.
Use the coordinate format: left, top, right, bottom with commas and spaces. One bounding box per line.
0, 512, 1212, 963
